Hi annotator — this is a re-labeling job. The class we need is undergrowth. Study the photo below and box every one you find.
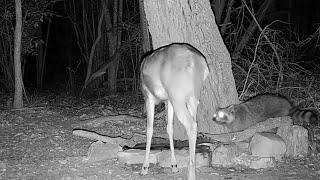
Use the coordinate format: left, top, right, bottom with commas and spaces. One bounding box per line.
230, 25, 320, 110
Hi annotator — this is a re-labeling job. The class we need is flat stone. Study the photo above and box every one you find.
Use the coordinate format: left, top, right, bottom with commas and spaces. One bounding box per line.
117, 147, 210, 169
249, 132, 286, 160
83, 141, 122, 163
117, 149, 161, 165
249, 157, 275, 169
158, 149, 210, 168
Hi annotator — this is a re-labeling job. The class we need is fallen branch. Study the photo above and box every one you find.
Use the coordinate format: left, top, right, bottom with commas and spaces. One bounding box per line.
71, 115, 143, 128
73, 129, 126, 144
201, 116, 292, 143
10, 106, 45, 111
73, 129, 168, 148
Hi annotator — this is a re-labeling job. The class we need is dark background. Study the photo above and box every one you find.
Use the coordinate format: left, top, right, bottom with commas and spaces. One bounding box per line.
1, 0, 320, 96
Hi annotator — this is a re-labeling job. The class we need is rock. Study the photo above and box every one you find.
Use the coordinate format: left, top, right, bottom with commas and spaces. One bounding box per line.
158, 149, 210, 168
209, 142, 277, 170
83, 141, 122, 163
277, 125, 309, 157
211, 143, 245, 167
249, 157, 275, 169
235, 141, 250, 151
117, 149, 161, 165
118, 148, 210, 168
249, 132, 286, 160
234, 153, 259, 167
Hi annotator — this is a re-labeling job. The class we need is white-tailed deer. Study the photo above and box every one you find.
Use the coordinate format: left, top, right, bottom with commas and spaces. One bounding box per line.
140, 43, 209, 180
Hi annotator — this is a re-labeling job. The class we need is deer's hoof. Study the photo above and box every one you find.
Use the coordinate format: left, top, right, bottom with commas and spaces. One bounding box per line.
141, 166, 149, 175
171, 164, 178, 173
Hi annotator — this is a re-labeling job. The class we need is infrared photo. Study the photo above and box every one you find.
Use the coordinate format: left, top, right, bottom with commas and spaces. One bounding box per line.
1, 0, 320, 179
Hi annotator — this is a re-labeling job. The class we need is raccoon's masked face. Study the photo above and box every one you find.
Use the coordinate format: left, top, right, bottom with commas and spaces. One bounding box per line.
212, 105, 235, 124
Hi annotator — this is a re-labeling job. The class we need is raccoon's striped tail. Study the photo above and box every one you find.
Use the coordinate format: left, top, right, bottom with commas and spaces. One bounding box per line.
289, 107, 319, 127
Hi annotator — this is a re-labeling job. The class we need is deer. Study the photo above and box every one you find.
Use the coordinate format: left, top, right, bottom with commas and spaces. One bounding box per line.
140, 43, 209, 180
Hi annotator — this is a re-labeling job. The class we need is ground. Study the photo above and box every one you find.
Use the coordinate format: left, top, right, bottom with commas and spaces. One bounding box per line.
1, 92, 320, 180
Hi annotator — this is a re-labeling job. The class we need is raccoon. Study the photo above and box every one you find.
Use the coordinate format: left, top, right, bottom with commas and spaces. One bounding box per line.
290, 107, 318, 127
212, 94, 318, 132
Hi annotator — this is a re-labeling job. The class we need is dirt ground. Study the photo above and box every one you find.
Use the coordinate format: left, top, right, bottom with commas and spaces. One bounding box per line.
1, 92, 320, 180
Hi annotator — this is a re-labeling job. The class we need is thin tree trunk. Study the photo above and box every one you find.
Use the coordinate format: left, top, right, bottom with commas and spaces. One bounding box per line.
81, 4, 104, 93
13, 0, 23, 108
106, 0, 123, 92
220, 0, 234, 35
138, 0, 151, 53
144, 0, 239, 140
36, 20, 50, 89
107, 0, 120, 92
90, 1, 107, 89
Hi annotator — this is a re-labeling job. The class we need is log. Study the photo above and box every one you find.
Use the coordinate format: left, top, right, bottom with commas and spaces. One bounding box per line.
73, 129, 126, 144
71, 115, 143, 128
201, 116, 292, 143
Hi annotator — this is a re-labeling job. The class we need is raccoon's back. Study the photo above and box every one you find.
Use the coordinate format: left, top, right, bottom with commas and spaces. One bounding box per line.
243, 94, 293, 118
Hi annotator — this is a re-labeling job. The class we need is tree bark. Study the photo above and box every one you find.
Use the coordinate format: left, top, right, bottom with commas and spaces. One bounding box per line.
138, 0, 151, 53
143, 0, 239, 140
106, 0, 123, 92
82, 2, 105, 91
13, 0, 23, 109
36, 20, 50, 90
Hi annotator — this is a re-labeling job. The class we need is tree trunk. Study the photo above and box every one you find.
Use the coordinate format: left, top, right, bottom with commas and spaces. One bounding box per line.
138, 0, 151, 53
13, 0, 23, 109
36, 20, 50, 90
143, 0, 239, 140
36, 25, 44, 89
91, 0, 108, 88
106, 0, 123, 92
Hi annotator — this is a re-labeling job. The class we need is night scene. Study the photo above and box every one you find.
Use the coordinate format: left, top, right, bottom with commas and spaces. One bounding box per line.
1, 0, 320, 179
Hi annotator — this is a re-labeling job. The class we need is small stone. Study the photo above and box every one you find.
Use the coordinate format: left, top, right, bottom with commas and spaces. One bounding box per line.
59, 159, 68, 164
249, 157, 275, 169
234, 153, 260, 167
157, 149, 210, 168
117, 149, 161, 165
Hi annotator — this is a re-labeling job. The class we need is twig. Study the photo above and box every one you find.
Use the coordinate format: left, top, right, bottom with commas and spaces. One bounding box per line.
242, 1, 283, 90
232, 0, 272, 59
10, 106, 45, 111
73, 129, 126, 144
221, 0, 235, 35
239, 28, 264, 98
